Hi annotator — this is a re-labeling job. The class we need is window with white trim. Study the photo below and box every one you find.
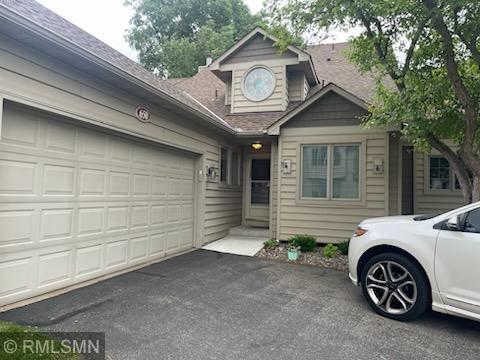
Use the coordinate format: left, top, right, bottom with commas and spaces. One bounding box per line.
302, 144, 360, 200
220, 147, 228, 183
429, 156, 462, 190
231, 151, 240, 186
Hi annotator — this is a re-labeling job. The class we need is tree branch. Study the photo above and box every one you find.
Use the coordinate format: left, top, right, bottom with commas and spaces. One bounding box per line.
422, 0, 478, 162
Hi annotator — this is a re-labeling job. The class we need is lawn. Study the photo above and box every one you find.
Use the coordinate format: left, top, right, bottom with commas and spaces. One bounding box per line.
0, 321, 78, 360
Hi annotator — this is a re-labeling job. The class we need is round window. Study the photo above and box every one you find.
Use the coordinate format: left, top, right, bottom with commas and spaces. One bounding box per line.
242, 67, 276, 102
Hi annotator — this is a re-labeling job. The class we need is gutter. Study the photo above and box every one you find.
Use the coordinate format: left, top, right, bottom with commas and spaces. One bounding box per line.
0, 5, 236, 136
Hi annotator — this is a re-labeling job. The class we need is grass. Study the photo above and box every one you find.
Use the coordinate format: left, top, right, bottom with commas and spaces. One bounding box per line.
0, 321, 78, 359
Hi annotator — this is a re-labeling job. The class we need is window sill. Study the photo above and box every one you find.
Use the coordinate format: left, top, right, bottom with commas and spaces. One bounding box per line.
424, 189, 462, 196
295, 198, 366, 208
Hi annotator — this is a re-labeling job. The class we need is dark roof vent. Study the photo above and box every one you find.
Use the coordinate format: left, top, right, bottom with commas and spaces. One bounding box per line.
326, 58, 331, 61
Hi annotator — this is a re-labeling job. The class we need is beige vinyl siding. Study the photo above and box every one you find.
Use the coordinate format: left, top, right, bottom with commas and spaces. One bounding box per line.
303, 76, 310, 100
283, 91, 368, 128
0, 33, 241, 247
414, 151, 464, 214
223, 33, 296, 65
278, 128, 388, 243
225, 78, 232, 105
388, 134, 400, 215
288, 71, 306, 102
270, 138, 279, 239
231, 64, 287, 113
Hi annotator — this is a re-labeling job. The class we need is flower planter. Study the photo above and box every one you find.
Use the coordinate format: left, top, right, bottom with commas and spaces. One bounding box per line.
287, 249, 300, 261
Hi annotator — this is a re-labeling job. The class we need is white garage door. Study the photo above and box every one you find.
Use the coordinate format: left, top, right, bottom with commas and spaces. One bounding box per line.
0, 103, 196, 306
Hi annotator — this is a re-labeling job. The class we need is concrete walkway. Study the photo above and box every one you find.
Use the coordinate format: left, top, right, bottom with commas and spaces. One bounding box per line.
201, 226, 268, 256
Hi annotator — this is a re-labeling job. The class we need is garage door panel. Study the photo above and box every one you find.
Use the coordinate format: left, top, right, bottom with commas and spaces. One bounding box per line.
0, 104, 196, 306
44, 121, 76, 155
0, 159, 37, 196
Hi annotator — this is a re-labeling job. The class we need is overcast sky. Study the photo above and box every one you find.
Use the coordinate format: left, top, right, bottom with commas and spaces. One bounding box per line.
36, 0, 359, 62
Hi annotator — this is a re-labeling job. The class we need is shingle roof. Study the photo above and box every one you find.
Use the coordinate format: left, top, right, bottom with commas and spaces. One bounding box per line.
174, 43, 393, 132
0, 0, 233, 131
1, 0, 392, 134
307, 42, 395, 103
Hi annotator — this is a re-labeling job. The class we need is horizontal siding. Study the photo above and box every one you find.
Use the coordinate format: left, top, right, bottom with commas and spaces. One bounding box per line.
232, 64, 286, 113
0, 33, 242, 247
224, 34, 296, 65
284, 92, 368, 128
288, 72, 305, 102
414, 151, 464, 214
278, 128, 387, 243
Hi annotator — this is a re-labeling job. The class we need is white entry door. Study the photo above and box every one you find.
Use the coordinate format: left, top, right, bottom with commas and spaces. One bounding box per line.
0, 103, 196, 306
245, 154, 270, 225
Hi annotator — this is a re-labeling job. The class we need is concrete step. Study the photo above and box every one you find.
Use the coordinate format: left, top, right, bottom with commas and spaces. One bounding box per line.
228, 226, 269, 238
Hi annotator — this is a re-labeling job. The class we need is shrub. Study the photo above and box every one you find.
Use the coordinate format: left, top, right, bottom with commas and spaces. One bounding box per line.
337, 240, 349, 255
288, 234, 317, 252
322, 243, 339, 258
264, 238, 279, 249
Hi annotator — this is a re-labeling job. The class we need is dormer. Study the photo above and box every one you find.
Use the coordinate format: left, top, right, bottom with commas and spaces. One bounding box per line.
209, 28, 318, 114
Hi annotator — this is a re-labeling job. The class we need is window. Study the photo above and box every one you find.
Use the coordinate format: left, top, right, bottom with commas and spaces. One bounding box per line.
429, 156, 450, 190
302, 144, 360, 200
251, 159, 270, 204
428, 156, 462, 191
464, 208, 480, 233
220, 147, 228, 183
231, 151, 240, 186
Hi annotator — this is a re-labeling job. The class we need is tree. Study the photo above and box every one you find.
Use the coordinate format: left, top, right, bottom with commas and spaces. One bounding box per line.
266, 0, 480, 203
125, 0, 261, 77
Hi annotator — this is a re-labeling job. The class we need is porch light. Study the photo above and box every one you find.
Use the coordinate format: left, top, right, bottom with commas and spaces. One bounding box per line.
251, 142, 263, 150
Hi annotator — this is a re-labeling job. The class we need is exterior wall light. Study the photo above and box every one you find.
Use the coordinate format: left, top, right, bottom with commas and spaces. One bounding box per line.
251, 142, 263, 150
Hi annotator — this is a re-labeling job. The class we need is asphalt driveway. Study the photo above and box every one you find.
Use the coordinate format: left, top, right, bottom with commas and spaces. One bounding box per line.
1, 250, 479, 360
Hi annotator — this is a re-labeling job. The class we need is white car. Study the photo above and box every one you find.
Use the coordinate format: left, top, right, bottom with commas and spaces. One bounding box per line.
349, 202, 480, 322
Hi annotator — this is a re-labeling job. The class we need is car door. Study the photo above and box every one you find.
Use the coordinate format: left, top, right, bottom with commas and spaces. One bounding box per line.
435, 207, 480, 315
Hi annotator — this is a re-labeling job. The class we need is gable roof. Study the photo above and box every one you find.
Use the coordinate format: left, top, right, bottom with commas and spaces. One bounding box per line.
267, 83, 369, 135
0, 0, 235, 134
209, 27, 313, 69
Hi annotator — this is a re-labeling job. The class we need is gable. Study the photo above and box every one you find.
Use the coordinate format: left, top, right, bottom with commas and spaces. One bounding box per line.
283, 91, 368, 128
223, 33, 297, 65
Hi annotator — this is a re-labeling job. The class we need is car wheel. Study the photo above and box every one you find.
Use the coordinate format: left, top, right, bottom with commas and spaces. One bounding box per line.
360, 252, 430, 321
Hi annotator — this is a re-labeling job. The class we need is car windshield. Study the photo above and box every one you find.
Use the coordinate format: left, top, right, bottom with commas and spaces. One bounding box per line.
413, 214, 439, 221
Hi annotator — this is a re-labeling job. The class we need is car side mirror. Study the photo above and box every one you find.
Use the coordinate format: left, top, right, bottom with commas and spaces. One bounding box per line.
445, 216, 459, 231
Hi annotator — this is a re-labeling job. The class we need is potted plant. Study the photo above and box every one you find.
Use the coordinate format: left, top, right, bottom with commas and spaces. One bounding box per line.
287, 242, 301, 261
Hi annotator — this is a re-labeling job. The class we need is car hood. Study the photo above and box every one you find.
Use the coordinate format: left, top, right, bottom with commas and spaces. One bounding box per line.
360, 215, 417, 226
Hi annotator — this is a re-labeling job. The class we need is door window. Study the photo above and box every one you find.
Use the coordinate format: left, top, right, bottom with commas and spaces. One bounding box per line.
251, 159, 270, 205
464, 208, 480, 233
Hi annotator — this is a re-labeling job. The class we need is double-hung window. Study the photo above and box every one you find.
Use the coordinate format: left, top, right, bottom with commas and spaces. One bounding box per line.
301, 144, 360, 200
429, 156, 461, 191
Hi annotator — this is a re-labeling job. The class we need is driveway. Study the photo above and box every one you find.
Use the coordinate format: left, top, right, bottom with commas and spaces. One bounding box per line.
1, 250, 479, 360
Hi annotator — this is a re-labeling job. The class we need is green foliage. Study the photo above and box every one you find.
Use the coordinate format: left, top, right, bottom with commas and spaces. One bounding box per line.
264, 238, 279, 249
125, 0, 262, 77
288, 234, 317, 252
337, 240, 349, 255
0, 321, 78, 359
265, 0, 480, 202
322, 243, 339, 258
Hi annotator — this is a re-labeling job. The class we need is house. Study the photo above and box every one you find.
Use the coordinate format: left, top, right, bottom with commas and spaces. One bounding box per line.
0, 0, 464, 308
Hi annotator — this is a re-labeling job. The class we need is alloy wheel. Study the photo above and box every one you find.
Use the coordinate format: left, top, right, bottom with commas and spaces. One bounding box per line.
365, 260, 417, 315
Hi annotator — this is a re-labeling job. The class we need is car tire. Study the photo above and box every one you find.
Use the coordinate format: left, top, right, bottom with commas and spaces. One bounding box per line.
360, 252, 430, 321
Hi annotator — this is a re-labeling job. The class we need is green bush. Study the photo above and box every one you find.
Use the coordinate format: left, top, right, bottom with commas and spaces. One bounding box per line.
337, 240, 349, 255
322, 243, 339, 258
288, 234, 317, 252
263, 238, 279, 249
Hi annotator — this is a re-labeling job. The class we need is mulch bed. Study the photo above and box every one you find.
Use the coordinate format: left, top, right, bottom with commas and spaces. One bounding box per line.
256, 244, 349, 272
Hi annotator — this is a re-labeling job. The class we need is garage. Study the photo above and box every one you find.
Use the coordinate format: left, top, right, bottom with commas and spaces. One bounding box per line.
0, 102, 196, 307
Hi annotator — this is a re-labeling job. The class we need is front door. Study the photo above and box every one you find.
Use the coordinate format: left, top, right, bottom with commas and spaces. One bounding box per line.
245, 155, 270, 225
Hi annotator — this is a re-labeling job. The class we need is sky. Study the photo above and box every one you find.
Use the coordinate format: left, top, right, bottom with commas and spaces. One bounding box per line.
36, 0, 359, 62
